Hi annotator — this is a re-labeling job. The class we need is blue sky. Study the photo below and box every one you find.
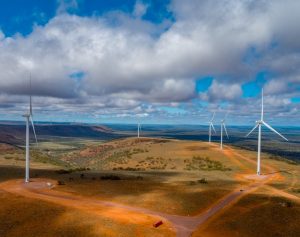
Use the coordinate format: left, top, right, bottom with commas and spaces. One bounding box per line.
0, 0, 300, 125
0, 0, 172, 37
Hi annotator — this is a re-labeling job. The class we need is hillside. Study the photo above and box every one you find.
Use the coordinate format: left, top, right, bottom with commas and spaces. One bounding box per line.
0, 137, 299, 237
0, 124, 121, 146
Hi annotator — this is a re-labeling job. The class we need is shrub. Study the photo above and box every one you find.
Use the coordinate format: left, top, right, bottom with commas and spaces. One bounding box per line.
292, 188, 300, 193
57, 180, 65, 185
56, 169, 71, 174
198, 178, 208, 184
101, 175, 121, 180
184, 156, 231, 171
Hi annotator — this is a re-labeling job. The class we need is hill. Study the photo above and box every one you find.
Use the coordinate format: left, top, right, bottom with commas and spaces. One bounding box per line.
0, 124, 122, 146
0, 136, 299, 237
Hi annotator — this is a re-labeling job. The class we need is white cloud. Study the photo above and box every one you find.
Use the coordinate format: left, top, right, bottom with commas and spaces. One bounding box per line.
0, 0, 299, 123
0, 31, 4, 40
133, 1, 149, 18
201, 81, 242, 102
149, 79, 195, 102
265, 96, 291, 108
264, 80, 288, 95
56, 0, 78, 14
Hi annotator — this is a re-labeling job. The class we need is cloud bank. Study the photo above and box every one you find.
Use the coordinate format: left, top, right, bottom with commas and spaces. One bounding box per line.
0, 0, 299, 124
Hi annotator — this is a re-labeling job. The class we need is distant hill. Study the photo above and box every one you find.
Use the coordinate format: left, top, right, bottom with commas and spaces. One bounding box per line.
0, 124, 123, 146
0, 123, 299, 162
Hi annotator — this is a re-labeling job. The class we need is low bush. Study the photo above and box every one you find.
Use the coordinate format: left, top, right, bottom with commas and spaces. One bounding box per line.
198, 178, 208, 184
101, 175, 121, 180
56, 169, 71, 174
57, 180, 65, 185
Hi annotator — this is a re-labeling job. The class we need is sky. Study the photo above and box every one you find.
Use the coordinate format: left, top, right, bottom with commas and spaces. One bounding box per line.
0, 0, 300, 125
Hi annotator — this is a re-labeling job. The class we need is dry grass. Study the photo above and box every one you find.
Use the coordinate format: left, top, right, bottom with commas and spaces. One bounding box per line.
193, 193, 300, 237
55, 175, 236, 215
60, 138, 241, 175
0, 191, 174, 237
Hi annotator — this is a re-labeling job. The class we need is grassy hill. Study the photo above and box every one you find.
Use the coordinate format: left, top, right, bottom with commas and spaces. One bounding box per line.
0, 135, 299, 237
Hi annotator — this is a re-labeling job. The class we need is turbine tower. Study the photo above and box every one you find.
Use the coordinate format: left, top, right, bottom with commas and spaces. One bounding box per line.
208, 112, 216, 143
220, 114, 229, 150
137, 123, 141, 138
23, 78, 38, 183
246, 89, 288, 175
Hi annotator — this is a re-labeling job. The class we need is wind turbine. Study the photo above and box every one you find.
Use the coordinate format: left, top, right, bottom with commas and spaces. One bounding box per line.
208, 112, 216, 143
23, 78, 38, 183
220, 114, 229, 150
245, 89, 288, 175
137, 123, 141, 138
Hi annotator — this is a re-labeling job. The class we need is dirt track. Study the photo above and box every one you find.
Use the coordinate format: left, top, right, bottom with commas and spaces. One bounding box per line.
0, 145, 299, 237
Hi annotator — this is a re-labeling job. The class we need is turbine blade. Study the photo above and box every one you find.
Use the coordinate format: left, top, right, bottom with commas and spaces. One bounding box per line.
245, 124, 258, 137
30, 95, 32, 115
211, 112, 215, 122
30, 75, 32, 115
224, 112, 228, 121
211, 123, 216, 133
261, 88, 264, 121
30, 116, 38, 145
223, 124, 229, 139
262, 121, 288, 141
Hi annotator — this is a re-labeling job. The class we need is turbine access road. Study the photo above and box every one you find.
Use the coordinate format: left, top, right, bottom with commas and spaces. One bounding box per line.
0, 146, 299, 237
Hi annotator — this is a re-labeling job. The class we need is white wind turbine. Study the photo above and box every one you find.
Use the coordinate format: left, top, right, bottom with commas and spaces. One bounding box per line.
220, 114, 229, 150
23, 79, 38, 183
208, 112, 216, 143
137, 123, 141, 138
246, 89, 288, 175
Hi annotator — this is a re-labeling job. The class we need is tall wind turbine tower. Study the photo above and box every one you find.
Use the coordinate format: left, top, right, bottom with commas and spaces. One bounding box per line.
220, 114, 229, 150
137, 123, 141, 138
23, 78, 38, 183
246, 89, 288, 175
208, 112, 216, 143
